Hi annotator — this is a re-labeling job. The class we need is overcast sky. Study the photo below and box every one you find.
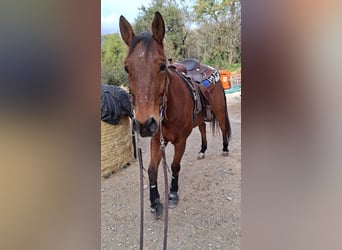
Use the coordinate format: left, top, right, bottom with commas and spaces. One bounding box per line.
101, 0, 146, 35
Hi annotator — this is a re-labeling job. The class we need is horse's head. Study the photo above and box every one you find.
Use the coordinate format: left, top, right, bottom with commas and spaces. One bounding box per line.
119, 12, 167, 137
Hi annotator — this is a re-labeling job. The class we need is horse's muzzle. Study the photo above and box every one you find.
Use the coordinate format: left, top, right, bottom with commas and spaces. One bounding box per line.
133, 117, 158, 137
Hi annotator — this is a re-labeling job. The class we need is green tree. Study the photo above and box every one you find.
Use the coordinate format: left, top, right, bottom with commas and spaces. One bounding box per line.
100, 0, 240, 80
134, 0, 188, 61
191, 0, 241, 67
101, 33, 128, 86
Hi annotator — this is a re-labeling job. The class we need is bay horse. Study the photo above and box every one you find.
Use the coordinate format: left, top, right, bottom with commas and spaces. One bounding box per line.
119, 12, 231, 218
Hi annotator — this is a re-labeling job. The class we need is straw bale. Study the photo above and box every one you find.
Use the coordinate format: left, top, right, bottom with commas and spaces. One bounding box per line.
101, 117, 133, 177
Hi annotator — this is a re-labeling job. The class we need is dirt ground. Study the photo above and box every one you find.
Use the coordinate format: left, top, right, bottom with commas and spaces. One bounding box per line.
101, 91, 241, 250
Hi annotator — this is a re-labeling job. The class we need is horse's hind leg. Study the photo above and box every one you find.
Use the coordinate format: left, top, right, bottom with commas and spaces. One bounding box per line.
210, 87, 231, 156
148, 136, 163, 219
217, 112, 230, 156
218, 113, 229, 156
198, 121, 207, 159
169, 139, 186, 208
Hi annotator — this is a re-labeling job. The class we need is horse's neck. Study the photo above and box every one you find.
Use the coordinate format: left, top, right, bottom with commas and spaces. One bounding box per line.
165, 70, 194, 118
167, 70, 187, 102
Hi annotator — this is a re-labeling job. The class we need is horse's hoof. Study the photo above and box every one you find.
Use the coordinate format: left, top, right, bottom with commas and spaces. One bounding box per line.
197, 152, 205, 159
222, 151, 229, 156
150, 202, 163, 219
168, 192, 179, 208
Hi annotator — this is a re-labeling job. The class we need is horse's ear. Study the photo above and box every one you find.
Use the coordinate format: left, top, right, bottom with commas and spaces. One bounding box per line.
151, 11, 165, 44
119, 15, 135, 46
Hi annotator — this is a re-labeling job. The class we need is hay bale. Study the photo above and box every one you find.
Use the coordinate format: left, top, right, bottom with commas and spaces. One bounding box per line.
101, 117, 133, 177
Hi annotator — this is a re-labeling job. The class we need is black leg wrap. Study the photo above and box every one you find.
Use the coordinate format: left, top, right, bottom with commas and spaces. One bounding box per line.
200, 144, 207, 153
169, 175, 179, 208
170, 174, 179, 193
150, 183, 163, 218
149, 183, 160, 206
223, 143, 229, 152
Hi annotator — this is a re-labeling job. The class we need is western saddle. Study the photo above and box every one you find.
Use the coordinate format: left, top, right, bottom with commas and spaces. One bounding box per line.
168, 58, 220, 121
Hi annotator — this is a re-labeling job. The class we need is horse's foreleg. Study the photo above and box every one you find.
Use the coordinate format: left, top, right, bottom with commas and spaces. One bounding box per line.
148, 136, 163, 218
198, 122, 207, 159
169, 140, 186, 208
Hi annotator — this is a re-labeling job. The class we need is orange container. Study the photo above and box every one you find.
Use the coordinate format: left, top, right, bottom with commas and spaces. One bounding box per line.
219, 70, 230, 89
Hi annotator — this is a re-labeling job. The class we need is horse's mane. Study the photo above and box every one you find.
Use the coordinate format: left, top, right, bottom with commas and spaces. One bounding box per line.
128, 31, 154, 57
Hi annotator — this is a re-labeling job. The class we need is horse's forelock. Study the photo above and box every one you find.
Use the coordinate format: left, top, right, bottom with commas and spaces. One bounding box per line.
128, 31, 154, 56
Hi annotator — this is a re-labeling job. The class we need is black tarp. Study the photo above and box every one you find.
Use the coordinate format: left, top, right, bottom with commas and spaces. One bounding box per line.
101, 84, 132, 125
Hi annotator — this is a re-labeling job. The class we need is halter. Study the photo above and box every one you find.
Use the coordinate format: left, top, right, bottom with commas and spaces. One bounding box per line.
129, 74, 169, 144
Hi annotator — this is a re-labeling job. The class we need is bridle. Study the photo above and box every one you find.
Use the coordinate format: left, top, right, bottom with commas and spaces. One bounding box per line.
131, 72, 170, 250
159, 74, 169, 144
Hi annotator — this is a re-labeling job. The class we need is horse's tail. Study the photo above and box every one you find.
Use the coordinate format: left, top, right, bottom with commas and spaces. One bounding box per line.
210, 91, 232, 142
210, 114, 219, 135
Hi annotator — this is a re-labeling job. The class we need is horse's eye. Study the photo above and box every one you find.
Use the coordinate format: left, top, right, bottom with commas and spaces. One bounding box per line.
159, 63, 166, 72
124, 65, 129, 73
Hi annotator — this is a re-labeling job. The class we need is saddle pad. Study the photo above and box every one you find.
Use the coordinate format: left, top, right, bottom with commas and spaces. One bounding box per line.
201, 68, 220, 88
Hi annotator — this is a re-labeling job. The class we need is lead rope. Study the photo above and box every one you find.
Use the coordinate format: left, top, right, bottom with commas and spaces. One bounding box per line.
136, 109, 169, 250
130, 91, 145, 250
136, 119, 169, 250
159, 105, 169, 250
134, 126, 145, 250
135, 77, 169, 250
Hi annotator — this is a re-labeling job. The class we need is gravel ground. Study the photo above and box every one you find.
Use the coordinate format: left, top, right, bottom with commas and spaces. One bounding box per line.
101, 91, 241, 250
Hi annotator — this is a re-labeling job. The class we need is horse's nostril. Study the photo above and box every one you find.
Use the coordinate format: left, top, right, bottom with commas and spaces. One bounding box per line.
148, 117, 158, 133
134, 117, 158, 137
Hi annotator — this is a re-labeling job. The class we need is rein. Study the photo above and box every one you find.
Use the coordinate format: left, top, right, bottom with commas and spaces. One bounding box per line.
133, 77, 169, 250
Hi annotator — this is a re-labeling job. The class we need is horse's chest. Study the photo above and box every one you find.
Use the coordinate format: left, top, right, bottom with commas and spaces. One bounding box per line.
162, 122, 192, 143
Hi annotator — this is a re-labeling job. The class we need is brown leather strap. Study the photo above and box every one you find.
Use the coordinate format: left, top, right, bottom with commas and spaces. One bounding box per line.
137, 147, 144, 250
